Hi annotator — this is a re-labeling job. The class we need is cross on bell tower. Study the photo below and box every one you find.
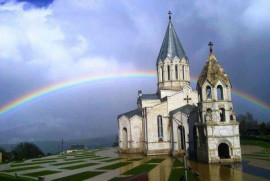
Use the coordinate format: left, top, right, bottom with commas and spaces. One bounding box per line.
168, 11, 172, 20
208, 41, 213, 53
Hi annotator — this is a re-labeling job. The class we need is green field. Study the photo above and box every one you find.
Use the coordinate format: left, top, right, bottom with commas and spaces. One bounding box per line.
51, 160, 85, 166
97, 162, 131, 170
52, 171, 104, 181
60, 162, 99, 170
0, 173, 35, 181
2, 166, 43, 173
122, 164, 157, 175
23, 170, 61, 177
10, 160, 56, 167
146, 158, 165, 164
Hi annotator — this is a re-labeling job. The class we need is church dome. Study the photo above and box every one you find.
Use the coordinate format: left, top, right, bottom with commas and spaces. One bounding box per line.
156, 19, 187, 65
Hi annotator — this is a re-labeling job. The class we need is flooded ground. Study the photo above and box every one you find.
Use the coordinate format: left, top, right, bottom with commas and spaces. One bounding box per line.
0, 145, 269, 181
112, 145, 270, 181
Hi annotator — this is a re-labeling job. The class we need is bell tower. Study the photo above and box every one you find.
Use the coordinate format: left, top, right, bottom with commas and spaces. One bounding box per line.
196, 42, 242, 163
156, 11, 190, 91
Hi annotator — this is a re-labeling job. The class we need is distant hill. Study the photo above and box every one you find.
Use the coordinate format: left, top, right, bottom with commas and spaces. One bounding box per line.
0, 134, 117, 154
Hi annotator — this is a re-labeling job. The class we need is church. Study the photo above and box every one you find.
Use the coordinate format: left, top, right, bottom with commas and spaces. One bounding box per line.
117, 12, 242, 163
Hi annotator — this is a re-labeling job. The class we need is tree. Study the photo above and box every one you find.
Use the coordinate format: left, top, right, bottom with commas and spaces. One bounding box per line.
12, 142, 44, 160
237, 112, 259, 135
0, 147, 5, 161
259, 122, 268, 135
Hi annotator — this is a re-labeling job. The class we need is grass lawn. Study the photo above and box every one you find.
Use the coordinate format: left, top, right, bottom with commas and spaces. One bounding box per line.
128, 158, 142, 161
52, 171, 104, 181
0, 173, 36, 181
168, 168, 198, 181
108, 177, 128, 181
173, 158, 184, 167
146, 158, 165, 164
92, 157, 109, 160
121, 164, 157, 175
101, 158, 123, 162
241, 140, 270, 151
243, 156, 270, 162
23, 170, 61, 177
97, 162, 131, 170
11, 160, 56, 167
2, 166, 43, 173
51, 160, 85, 166
242, 153, 270, 158
60, 162, 99, 170
32, 158, 59, 162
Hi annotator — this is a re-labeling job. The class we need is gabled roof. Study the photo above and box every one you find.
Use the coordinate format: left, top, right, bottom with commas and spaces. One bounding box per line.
140, 94, 159, 100
117, 109, 142, 119
197, 53, 231, 88
170, 104, 197, 116
156, 20, 187, 65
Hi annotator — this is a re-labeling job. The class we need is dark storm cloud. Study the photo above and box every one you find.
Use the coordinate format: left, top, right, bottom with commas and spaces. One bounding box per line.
0, 0, 269, 143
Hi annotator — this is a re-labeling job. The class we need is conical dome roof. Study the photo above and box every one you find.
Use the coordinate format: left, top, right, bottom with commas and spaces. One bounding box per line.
156, 20, 187, 65
197, 53, 231, 87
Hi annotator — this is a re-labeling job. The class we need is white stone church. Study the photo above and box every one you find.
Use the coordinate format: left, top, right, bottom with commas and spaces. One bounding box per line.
117, 13, 241, 163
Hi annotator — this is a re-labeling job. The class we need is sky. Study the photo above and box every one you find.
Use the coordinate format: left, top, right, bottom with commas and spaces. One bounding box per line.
0, 0, 269, 144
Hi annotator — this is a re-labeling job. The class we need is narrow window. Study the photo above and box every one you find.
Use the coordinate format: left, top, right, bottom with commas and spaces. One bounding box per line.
179, 126, 185, 149
206, 86, 212, 99
167, 66, 170, 80
205, 108, 212, 122
161, 66, 164, 82
157, 116, 163, 141
220, 108, 226, 122
217, 85, 224, 100
175, 65, 178, 80
182, 65, 185, 80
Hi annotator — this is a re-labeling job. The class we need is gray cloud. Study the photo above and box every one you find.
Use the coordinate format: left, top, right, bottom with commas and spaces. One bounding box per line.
0, 0, 269, 143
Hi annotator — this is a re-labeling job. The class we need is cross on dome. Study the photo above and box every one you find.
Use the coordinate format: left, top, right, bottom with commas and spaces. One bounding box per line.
208, 41, 214, 53
168, 11, 172, 20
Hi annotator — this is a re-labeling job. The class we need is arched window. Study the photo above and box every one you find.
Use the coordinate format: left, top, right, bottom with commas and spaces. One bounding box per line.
219, 108, 225, 122
205, 108, 212, 122
122, 128, 128, 148
206, 86, 212, 99
157, 116, 163, 141
167, 66, 170, 80
182, 65, 185, 80
175, 65, 178, 80
178, 126, 185, 149
217, 85, 224, 100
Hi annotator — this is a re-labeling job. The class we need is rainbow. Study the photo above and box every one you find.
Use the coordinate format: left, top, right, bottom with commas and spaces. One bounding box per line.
0, 71, 269, 118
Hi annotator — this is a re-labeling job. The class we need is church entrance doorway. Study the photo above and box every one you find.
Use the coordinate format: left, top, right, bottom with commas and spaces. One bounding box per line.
123, 128, 128, 149
177, 126, 185, 150
218, 143, 230, 159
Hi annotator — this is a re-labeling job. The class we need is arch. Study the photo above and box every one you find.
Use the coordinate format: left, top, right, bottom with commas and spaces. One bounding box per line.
218, 143, 230, 159
219, 108, 225, 122
178, 126, 185, 150
167, 65, 170, 80
157, 115, 163, 141
175, 65, 178, 80
206, 86, 212, 99
217, 85, 224, 100
122, 127, 128, 149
